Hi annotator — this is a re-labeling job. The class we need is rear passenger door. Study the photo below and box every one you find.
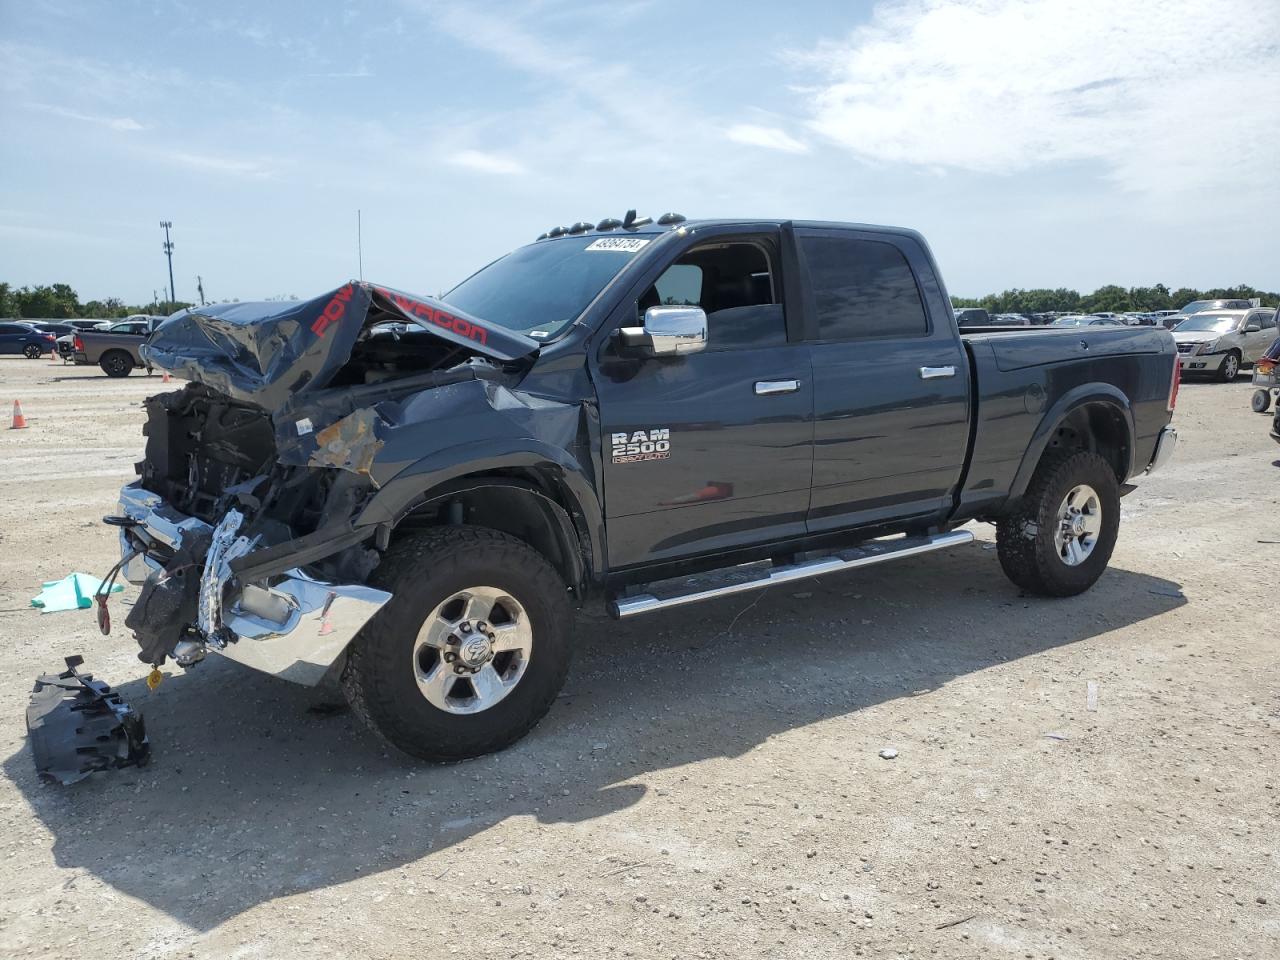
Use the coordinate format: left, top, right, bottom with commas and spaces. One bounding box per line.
795, 228, 970, 533
1244, 309, 1277, 361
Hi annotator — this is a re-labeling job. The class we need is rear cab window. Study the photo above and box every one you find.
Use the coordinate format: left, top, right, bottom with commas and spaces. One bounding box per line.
798, 235, 930, 341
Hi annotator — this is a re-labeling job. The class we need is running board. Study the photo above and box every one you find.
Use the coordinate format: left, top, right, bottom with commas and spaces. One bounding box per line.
609, 530, 974, 619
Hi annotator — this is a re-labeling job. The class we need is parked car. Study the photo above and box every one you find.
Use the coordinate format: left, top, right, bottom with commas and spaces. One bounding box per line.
1172, 308, 1278, 381
70, 316, 163, 376
953, 307, 992, 325
27, 321, 77, 338
1178, 299, 1254, 316
0, 321, 58, 358
1051, 315, 1125, 327
107, 215, 1180, 761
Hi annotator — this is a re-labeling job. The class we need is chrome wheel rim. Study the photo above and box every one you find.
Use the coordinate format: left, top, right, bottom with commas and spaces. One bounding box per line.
1054, 484, 1102, 567
412, 586, 532, 715
1224, 354, 1239, 379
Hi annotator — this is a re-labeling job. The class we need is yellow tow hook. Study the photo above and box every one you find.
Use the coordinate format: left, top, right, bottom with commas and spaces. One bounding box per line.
146, 666, 164, 690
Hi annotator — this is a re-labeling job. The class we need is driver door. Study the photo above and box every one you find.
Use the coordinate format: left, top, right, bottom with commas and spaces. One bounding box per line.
592, 232, 814, 570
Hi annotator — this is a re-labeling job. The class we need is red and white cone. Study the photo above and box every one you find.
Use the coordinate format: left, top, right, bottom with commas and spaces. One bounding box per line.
10, 400, 28, 429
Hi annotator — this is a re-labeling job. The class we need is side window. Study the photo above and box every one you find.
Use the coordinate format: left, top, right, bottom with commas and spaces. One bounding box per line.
0, 323, 23, 334
639, 241, 786, 351
801, 236, 928, 340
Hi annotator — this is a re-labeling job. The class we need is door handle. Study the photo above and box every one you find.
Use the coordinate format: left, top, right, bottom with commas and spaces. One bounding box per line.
919, 365, 957, 380
754, 379, 800, 396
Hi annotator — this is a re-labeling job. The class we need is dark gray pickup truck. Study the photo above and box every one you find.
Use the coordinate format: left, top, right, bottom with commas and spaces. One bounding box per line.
107, 215, 1179, 760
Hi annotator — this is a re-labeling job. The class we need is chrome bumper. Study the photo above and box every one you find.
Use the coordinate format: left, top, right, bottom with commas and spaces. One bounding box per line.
1147, 425, 1178, 474
117, 484, 390, 686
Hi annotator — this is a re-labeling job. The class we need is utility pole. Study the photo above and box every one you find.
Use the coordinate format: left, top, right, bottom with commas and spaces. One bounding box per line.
196, 275, 206, 306
160, 220, 176, 304
357, 209, 364, 281
152, 289, 160, 311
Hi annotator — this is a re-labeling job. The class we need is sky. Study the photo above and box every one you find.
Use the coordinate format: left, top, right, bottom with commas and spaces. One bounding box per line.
1, 0, 1278, 305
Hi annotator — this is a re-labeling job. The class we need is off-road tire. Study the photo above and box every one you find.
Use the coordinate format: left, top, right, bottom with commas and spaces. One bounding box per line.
1218, 350, 1241, 382
996, 450, 1120, 597
100, 351, 134, 378
342, 526, 572, 761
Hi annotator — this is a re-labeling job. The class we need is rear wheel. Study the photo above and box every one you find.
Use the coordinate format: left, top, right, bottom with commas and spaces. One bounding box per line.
1252, 389, 1272, 413
22, 344, 41, 359
100, 351, 134, 377
342, 526, 573, 761
1219, 350, 1241, 382
996, 450, 1120, 597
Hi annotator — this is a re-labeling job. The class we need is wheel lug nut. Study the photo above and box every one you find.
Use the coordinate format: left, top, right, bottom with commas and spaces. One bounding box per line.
460, 623, 471, 633
443, 651, 456, 662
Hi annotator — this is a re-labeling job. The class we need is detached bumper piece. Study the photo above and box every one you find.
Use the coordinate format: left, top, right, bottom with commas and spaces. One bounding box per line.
27, 656, 149, 785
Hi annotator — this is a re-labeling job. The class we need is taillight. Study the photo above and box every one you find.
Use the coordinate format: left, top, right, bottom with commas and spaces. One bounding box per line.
1167, 348, 1181, 413
73, 335, 83, 352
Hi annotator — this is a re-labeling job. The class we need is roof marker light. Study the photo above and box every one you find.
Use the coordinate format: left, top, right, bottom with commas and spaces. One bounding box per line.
596, 218, 623, 231
657, 212, 686, 225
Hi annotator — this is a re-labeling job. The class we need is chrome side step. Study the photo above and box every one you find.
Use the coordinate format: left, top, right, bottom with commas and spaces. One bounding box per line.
609, 530, 974, 619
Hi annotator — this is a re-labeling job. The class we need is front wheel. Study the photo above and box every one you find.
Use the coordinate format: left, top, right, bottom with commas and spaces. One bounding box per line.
996, 450, 1121, 597
342, 526, 573, 761
1219, 350, 1241, 382
1252, 389, 1272, 413
22, 344, 42, 359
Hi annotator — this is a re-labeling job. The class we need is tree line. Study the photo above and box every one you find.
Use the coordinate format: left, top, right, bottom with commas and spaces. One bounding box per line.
950, 283, 1278, 314
0, 282, 191, 319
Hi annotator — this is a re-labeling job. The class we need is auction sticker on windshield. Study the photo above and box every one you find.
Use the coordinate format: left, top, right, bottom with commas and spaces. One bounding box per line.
585, 238, 650, 253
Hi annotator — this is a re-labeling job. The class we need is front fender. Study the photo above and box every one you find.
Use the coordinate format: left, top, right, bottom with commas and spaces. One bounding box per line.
1009, 383, 1136, 500
355, 438, 605, 575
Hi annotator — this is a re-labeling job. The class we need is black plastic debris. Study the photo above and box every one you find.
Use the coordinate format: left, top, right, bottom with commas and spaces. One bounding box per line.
26, 655, 149, 785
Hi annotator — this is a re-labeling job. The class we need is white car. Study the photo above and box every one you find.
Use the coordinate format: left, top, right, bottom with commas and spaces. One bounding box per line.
1172, 308, 1278, 381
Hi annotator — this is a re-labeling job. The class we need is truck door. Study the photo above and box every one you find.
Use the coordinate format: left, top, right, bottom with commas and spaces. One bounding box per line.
794, 227, 970, 533
592, 232, 814, 569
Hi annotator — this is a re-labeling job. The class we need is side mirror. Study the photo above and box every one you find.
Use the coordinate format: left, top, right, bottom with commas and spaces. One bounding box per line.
1245, 323, 1261, 333
617, 306, 707, 357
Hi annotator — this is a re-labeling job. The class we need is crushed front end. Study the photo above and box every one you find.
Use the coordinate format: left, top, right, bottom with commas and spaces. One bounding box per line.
109, 282, 540, 685
115, 384, 391, 684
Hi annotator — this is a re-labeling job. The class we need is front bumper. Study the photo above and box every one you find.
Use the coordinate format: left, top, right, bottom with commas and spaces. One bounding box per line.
1178, 351, 1227, 372
1146, 425, 1178, 474
117, 484, 390, 685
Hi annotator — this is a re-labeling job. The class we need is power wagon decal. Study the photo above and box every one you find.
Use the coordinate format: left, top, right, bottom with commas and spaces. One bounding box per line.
310, 282, 489, 348
612, 428, 671, 464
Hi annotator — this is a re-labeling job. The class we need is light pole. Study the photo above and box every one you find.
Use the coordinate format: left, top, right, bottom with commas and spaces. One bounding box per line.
196, 275, 206, 306
160, 221, 175, 304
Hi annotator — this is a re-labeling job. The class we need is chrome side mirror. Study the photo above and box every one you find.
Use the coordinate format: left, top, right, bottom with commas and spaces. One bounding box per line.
617, 306, 707, 357
1245, 323, 1261, 333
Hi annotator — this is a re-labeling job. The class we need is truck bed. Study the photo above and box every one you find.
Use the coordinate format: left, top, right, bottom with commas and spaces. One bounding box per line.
960, 325, 1168, 371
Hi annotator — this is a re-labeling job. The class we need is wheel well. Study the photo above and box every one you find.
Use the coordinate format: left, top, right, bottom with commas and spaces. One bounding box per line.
1042, 403, 1130, 483
387, 471, 589, 593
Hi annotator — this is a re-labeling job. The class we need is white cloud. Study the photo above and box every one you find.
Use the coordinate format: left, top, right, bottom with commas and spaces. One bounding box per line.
163, 150, 275, 178
798, 0, 1280, 199
34, 103, 143, 131
725, 123, 809, 155
447, 149, 527, 176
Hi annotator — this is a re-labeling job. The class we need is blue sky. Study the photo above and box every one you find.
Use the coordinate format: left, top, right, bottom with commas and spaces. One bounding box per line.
2, 0, 1277, 305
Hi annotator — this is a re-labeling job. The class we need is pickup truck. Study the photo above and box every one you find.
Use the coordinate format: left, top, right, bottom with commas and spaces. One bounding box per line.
71, 315, 165, 376
108, 215, 1180, 761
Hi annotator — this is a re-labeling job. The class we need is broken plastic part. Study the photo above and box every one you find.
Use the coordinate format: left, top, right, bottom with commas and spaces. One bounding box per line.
26, 656, 149, 785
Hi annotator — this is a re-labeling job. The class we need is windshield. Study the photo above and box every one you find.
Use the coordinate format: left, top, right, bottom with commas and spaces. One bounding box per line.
1050, 316, 1089, 326
443, 235, 654, 339
1173, 313, 1239, 333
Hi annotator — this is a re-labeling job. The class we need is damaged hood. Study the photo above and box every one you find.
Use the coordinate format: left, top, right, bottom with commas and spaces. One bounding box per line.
142, 282, 539, 409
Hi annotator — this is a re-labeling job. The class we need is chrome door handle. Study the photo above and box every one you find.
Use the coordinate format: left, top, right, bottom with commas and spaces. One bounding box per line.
919, 365, 957, 380
754, 379, 800, 396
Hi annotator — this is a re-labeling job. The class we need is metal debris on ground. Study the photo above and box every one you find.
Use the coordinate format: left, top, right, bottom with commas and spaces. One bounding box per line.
26, 655, 149, 785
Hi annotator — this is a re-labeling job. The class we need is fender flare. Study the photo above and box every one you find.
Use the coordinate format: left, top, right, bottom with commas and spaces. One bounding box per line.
1008, 383, 1136, 500
355, 438, 605, 579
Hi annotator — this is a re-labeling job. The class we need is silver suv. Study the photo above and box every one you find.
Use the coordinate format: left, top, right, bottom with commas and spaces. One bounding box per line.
1172, 308, 1278, 381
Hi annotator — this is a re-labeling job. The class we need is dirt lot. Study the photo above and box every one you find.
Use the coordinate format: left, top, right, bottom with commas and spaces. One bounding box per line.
0, 355, 1276, 960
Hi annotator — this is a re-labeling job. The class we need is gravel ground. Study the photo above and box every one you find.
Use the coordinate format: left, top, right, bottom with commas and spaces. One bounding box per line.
0, 356, 1276, 960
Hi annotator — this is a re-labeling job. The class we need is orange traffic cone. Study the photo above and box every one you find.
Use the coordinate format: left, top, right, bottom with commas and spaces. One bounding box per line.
10, 400, 28, 429
162, 370, 172, 384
